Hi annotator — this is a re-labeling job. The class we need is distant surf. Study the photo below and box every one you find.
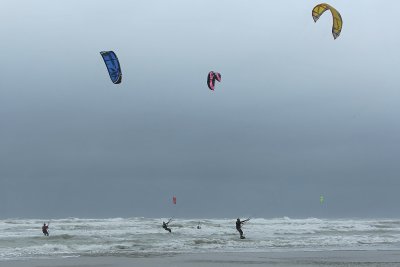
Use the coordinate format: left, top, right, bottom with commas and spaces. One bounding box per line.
1, 217, 400, 261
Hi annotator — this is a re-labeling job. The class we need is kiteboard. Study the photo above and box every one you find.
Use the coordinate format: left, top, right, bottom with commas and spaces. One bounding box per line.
240, 236, 246, 239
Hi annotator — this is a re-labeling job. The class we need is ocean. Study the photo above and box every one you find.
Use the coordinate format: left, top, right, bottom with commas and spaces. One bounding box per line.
1, 217, 400, 261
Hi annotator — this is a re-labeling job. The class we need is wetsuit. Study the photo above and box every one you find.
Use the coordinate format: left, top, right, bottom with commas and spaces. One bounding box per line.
42, 224, 49, 236
162, 222, 171, 233
236, 219, 244, 238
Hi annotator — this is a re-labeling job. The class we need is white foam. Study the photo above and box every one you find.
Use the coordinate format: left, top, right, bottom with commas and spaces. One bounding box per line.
1, 217, 400, 261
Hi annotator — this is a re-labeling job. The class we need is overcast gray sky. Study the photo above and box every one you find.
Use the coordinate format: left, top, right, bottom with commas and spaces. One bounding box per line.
1, 0, 400, 219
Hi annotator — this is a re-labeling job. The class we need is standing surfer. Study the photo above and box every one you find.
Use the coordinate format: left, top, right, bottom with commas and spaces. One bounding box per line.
236, 218, 249, 239
42, 223, 49, 236
162, 219, 172, 233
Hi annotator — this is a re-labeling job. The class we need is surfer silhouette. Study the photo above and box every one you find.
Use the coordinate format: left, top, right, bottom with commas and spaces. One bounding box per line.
162, 219, 172, 233
42, 223, 49, 236
236, 218, 249, 239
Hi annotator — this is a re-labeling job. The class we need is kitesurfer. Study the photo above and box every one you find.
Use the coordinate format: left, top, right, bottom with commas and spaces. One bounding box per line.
162, 220, 171, 233
42, 223, 49, 236
236, 218, 249, 239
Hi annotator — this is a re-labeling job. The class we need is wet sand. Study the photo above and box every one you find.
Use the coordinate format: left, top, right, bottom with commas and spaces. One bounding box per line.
4, 250, 400, 267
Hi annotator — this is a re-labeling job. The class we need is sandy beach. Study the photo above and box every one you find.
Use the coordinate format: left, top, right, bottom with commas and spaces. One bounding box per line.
4, 250, 400, 267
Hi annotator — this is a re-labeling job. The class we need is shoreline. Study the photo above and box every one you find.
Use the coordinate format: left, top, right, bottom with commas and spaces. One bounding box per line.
4, 250, 400, 267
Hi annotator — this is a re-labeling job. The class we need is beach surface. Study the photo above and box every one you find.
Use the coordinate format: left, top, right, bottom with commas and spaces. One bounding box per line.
4, 250, 400, 267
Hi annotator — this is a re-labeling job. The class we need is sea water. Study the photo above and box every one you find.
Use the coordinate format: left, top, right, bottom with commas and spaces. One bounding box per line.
1, 217, 400, 261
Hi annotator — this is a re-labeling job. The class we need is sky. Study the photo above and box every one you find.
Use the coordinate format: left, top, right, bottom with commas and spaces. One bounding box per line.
1, 0, 400, 219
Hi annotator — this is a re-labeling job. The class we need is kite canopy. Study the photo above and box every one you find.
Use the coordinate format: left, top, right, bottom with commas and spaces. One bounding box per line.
312, 3, 343, 39
173, 196, 177, 205
207, 71, 222, 91
100, 51, 122, 84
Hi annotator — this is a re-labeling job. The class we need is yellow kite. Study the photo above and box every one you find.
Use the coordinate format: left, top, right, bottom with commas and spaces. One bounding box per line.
312, 3, 342, 39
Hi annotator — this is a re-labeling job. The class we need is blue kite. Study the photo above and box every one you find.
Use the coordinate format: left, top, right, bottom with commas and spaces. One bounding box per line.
100, 51, 122, 84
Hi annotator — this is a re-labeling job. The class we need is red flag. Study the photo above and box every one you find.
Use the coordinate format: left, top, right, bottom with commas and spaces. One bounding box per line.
173, 196, 176, 205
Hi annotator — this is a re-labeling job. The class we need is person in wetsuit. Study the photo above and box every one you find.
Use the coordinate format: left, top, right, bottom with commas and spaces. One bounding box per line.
236, 218, 249, 239
162, 220, 172, 233
42, 223, 49, 236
